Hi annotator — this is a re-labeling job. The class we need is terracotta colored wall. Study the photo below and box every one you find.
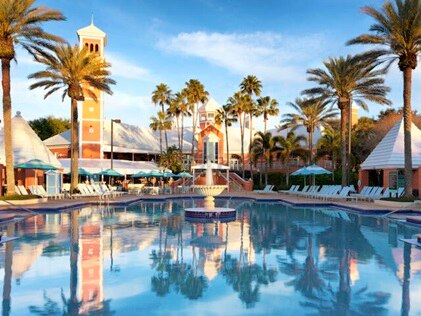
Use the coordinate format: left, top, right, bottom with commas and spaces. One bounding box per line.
50, 147, 70, 158
359, 170, 369, 192
82, 144, 101, 159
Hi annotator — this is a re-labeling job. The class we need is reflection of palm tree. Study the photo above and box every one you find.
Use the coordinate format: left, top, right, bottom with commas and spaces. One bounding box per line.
284, 235, 324, 298
180, 269, 208, 300
401, 233, 411, 316
68, 211, 80, 315
2, 223, 15, 316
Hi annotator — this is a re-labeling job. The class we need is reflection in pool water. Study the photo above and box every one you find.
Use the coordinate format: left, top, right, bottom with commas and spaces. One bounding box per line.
0, 199, 420, 315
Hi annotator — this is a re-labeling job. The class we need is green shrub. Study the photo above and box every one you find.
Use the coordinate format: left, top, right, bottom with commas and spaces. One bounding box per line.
381, 197, 418, 203
0, 194, 40, 201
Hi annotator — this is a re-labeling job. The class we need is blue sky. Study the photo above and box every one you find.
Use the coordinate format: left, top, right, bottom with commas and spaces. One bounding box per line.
10, 0, 421, 130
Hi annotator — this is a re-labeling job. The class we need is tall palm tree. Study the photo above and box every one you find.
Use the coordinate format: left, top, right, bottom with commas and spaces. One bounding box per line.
167, 93, 182, 150
229, 91, 250, 178
277, 131, 307, 186
280, 98, 338, 164
152, 83, 172, 151
150, 115, 162, 155
303, 55, 390, 186
0, 0, 65, 195
317, 127, 341, 182
177, 90, 191, 154
240, 75, 262, 178
150, 111, 171, 156
251, 131, 282, 186
29, 43, 115, 193
256, 96, 279, 133
347, 0, 421, 197
215, 104, 238, 165
184, 79, 208, 165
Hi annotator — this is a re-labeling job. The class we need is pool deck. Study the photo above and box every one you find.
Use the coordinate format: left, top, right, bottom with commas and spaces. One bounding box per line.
0, 191, 419, 222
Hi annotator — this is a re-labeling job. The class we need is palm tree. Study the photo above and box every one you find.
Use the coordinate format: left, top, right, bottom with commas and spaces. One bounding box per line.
256, 96, 279, 133
280, 98, 338, 164
167, 94, 182, 150
150, 111, 171, 156
347, 0, 421, 197
277, 131, 307, 186
317, 127, 341, 182
0, 0, 65, 195
251, 131, 282, 186
215, 104, 237, 165
303, 55, 390, 186
152, 83, 172, 150
240, 75, 262, 178
184, 79, 208, 165
229, 91, 251, 178
29, 43, 115, 193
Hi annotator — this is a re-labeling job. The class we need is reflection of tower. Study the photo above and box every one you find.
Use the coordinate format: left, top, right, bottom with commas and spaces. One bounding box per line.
77, 21, 106, 159
79, 222, 103, 314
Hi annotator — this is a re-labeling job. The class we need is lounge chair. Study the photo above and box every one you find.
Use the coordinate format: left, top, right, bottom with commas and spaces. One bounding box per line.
18, 185, 31, 195
279, 185, 297, 194
253, 185, 275, 193
323, 186, 356, 201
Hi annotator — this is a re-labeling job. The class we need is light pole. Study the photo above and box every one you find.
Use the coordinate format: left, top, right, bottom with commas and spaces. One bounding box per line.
110, 119, 121, 170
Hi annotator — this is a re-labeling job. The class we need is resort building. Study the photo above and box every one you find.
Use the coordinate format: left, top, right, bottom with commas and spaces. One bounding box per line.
359, 118, 421, 195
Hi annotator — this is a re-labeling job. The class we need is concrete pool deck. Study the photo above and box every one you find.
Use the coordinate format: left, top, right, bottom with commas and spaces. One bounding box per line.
0, 191, 419, 222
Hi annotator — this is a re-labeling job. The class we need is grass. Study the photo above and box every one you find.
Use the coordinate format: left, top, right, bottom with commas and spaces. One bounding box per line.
0, 194, 40, 201
380, 196, 419, 203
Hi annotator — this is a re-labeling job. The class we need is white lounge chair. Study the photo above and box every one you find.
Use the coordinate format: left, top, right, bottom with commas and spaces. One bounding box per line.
254, 185, 274, 193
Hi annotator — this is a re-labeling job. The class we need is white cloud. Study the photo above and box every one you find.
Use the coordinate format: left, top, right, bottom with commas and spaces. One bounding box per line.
158, 31, 328, 84
107, 52, 152, 81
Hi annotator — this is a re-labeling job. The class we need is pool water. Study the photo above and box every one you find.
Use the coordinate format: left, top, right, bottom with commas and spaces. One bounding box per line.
1, 198, 421, 315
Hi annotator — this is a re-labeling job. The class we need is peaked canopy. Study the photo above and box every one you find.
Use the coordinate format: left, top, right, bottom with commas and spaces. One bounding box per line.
96, 168, 123, 177
1, 112, 61, 167
361, 118, 421, 170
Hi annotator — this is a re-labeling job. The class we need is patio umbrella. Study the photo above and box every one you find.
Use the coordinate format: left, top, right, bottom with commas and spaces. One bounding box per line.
14, 159, 58, 188
174, 171, 193, 191
66, 167, 92, 176
131, 171, 148, 178
291, 166, 310, 186
305, 164, 331, 175
97, 168, 123, 177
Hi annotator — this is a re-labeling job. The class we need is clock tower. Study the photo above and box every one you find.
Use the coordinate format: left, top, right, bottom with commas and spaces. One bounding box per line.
77, 21, 107, 159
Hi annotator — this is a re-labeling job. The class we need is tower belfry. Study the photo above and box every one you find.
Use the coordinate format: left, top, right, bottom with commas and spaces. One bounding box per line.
76, 21, 107, 158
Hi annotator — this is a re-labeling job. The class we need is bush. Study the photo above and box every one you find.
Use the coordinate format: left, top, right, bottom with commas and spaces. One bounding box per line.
381, 197, 418, 202
0, 194, 40, 200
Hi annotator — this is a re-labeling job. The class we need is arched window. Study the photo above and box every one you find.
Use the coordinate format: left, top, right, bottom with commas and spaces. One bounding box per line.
90, 43, 93, 52
95, 44, 99, 52
85, 43, 88, 48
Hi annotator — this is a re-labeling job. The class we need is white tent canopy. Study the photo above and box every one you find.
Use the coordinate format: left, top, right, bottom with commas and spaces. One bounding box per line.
0, 112, 61, 167
192, 162, 230, 170
361, 118, 421, 170
59, 158, 160, 175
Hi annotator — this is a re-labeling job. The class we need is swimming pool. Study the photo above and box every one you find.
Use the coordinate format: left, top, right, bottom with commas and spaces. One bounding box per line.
1, 198, 420, 315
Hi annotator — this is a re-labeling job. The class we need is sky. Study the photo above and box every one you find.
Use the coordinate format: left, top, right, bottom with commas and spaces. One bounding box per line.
9, 0, 421, 130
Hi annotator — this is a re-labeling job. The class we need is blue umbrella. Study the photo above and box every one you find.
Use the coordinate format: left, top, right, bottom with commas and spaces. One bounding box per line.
305, 164, 331, 175
15, 159, 58, 171
66, 168, 92, 176
131, 171, 148, 178
291, 166, 310, 176
175, 171, 193, 178
97, 168, 123, 177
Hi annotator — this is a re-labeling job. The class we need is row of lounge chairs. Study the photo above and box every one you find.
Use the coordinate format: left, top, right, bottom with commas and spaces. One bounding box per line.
280, 184, 405, 202
15, 185, 64, 199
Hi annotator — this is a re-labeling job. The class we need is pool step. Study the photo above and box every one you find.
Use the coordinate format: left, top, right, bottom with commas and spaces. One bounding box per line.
406, 216, 421, 225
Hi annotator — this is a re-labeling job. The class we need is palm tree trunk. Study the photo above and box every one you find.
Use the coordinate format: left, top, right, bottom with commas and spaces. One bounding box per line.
264, 113, 267, 134
70, 211, 79, 315
265, 160, 268, 186
191, 104, 198, 166
240, 113, 245, 178
225, 122, 230, 166
308, 131, 313, 164
70, 97, 79, 194
1, 59, 15, 195
181, 114, 185, 154
339, 105, 348, 187
159, 129, 163, 155
249, 114, 253, 179
2, 223, 14, 315
403, 67, 413, 197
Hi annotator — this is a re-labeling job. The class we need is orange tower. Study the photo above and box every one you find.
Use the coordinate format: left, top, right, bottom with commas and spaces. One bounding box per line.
77, 21, 107, 159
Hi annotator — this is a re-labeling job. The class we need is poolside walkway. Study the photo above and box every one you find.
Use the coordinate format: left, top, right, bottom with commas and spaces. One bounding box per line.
0, 191, 419, 222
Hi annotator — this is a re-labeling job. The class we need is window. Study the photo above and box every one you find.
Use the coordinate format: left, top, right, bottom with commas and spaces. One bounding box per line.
200, 114, 206, 121
95, 44, 99, 52
203, 141, 218, 163
90, 43, 94, 52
